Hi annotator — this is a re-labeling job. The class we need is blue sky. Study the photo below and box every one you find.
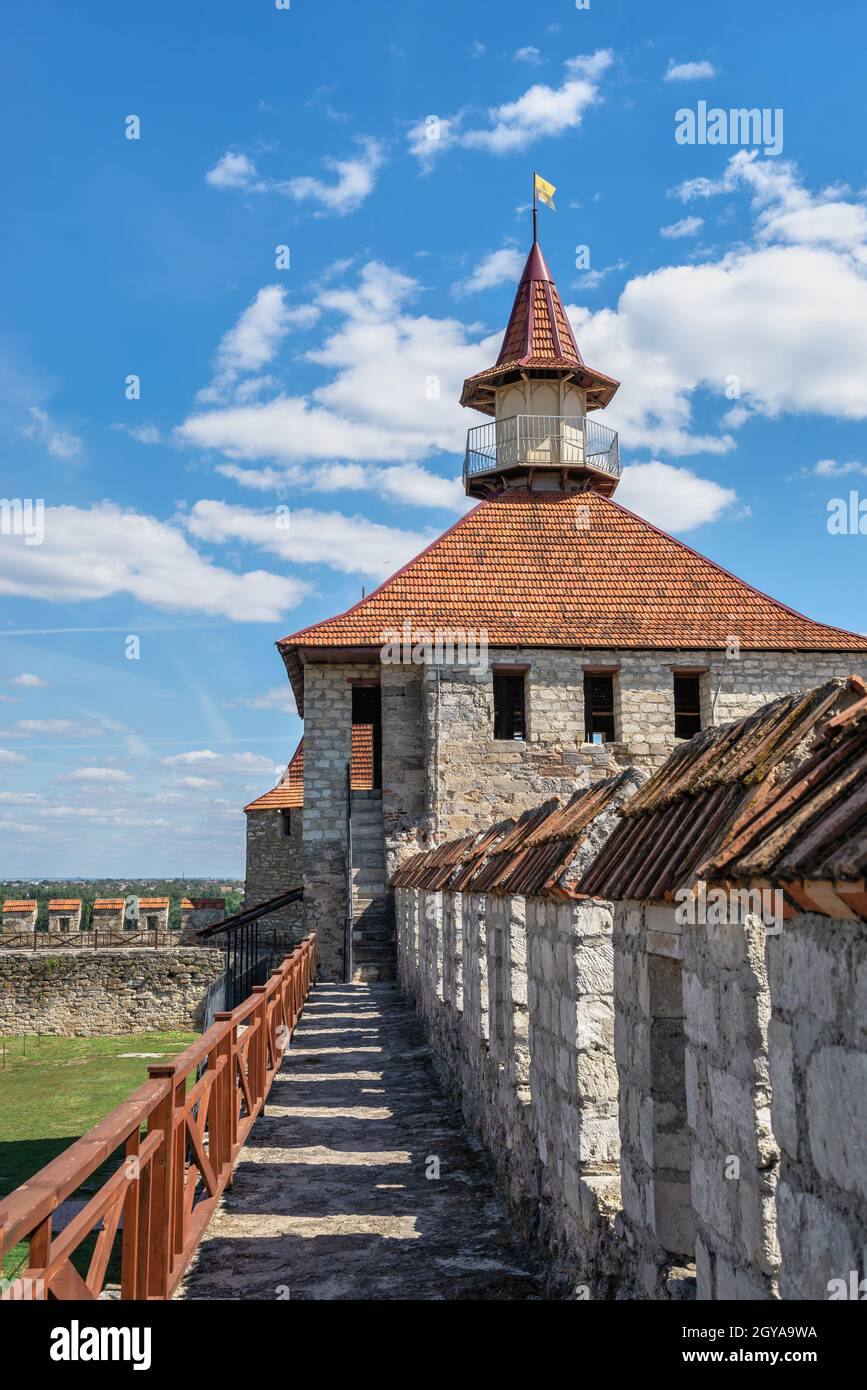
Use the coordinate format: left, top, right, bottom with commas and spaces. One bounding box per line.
1, 0, 866, 876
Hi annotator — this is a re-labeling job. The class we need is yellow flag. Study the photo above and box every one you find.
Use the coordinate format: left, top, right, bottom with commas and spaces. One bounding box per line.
534, 173, 556, 210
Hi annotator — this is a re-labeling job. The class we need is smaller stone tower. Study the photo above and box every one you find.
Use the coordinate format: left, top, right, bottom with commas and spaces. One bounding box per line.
460, 241, 621, 499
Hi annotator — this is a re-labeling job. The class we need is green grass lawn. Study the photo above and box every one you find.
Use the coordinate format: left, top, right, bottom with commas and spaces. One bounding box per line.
0, 1030, 197, 1281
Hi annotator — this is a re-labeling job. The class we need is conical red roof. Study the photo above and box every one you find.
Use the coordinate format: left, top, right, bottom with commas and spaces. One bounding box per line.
461, 242, 620, 415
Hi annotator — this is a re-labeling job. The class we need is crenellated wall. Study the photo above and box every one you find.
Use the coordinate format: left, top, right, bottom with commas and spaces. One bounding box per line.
397, 883, 867, 1301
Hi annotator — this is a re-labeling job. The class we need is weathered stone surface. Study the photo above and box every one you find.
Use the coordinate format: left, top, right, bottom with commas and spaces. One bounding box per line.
0, 947, 224, 1035
179, 983, 544, 1301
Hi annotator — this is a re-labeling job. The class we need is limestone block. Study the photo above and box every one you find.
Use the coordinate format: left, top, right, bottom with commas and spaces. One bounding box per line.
806, 1047, 867, 1203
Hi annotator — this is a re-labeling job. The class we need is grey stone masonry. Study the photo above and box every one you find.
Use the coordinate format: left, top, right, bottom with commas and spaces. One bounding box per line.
397, 883, 625, 1296
302, 662, 373, 978
682, 912, 780, 1301
766, 912, 867, 1301
0, 947, 225, 1036
279, 645, 867, 980
613, 903, 695, 1299
245, 806, 304, 945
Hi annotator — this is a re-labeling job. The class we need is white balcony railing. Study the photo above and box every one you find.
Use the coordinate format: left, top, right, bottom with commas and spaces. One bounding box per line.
464, 414, 620, 485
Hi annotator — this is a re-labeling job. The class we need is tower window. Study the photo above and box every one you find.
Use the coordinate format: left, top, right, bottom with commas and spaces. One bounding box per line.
674, 675, 702, 740
280, 808, 292, 836
493, 671, 526, 740
584, 674, 615, 743
146, 914, 158, 931
59, 916, 70, 933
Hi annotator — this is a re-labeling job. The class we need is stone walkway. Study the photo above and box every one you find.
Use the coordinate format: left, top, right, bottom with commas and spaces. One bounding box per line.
179, 982, 543, 1300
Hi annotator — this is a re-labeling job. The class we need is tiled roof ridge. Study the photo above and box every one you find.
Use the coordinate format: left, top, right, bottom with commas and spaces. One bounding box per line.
277, 501, 487, 650
278, 489, 867, 655
598, 493, 867, 650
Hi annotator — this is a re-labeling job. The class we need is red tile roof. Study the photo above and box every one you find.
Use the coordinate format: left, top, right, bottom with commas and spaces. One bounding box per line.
460, 242, 619, 415
48, 899, 81, 911
278, 490, 867, 713
138, 898, 169, 909
2, 900, 37, 912
245, 726, 375, 812
92, 898, 125, 911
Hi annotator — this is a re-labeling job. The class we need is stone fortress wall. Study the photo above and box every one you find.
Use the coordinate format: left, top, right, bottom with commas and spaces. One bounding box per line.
395, 882, 867, 1302
0, 947, 225, 1036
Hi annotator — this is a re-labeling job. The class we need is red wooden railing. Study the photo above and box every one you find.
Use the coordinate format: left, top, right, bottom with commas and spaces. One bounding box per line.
0, 933, 316, 1301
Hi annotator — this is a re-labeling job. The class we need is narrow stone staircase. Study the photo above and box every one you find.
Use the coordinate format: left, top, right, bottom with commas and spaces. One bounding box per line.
349, 789, 394, 982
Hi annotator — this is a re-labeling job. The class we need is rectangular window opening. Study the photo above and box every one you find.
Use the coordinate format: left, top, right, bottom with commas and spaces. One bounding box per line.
674, 675, 702, 740
584, 673, 615, 743
493, 671, 526, 741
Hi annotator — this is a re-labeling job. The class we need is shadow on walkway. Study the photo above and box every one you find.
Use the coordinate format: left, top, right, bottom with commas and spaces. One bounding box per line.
179, 983, 544, 1300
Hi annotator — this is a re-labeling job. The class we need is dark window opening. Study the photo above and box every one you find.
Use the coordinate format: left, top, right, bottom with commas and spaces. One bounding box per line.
584, 674, 615, 743
146, 914, 158, 931
674, 675, 702, 740
59, 916, 70, 933
493, 671, 526, 740
351, 683, 382, 789
280, 808, 292, 836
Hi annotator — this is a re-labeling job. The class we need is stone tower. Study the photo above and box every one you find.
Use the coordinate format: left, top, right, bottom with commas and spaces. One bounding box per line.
460, 240, 621, 499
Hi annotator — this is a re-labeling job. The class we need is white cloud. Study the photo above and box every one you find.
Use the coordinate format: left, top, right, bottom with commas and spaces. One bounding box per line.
665, 59, 716, 81
5, 719, 101, 736
514, 46, 543, 65
0, 749, 25, 764
9, 673, 47, 687
162, 749, 279, 775
616, 460, 738, 531
112, 422, 161, 444
570, 157, 867, 453
672, 150, 867, 256
177, 261, 492, 469
185, 499, 435, 581
660, 216, 704, 239
813, 458, 867, 477
409, 50, 613, 163
0, 502, 308, 622
207, 141, 383, 216
175, 775, 220, 788
453, 245, 524, 296
196, 286, 318, 404
206, 152, 260, 190
62, 767, 135, 783
283, 138, 384, 215
20, 406, 82, 458
223, 686, 297, 714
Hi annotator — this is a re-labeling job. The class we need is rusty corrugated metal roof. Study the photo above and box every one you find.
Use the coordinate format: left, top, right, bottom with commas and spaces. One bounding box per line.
391, 768, 643, 899
579, 679, 861, 903
703, 679, 867, 919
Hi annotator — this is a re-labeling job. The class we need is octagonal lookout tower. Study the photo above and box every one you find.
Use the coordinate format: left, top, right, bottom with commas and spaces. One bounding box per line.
460, 241, 621, 500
